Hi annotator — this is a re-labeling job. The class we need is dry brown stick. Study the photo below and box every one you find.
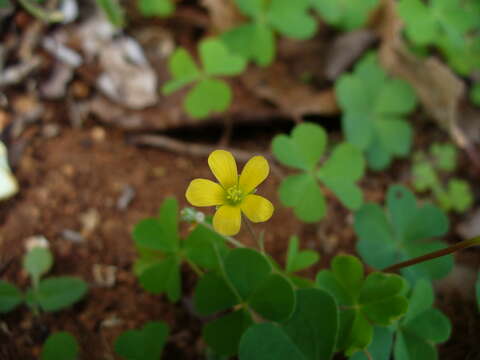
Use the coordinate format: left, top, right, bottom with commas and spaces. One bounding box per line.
383, 236, 480, 273
128, 134, 285, 178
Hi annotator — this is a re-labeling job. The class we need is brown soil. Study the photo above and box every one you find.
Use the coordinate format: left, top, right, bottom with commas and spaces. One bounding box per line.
1, 118, 479, 360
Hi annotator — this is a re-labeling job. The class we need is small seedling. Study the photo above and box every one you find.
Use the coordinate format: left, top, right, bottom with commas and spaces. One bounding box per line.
335, 52, 417, 170
412, 142, 473, 213
272, 122, 365, 222
162, 38, 246, 118
311, 0, 379, 30
221, 0, 317, 66
41, 332, 79, 360
351, 280, 451, 360
354, 185, 452, 283
0, 245, 87, 314
316, 255, 408, 356
115, 321, 169, 360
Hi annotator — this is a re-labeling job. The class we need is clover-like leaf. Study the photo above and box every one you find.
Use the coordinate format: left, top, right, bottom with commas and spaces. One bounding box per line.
115, 321, 169, 360
394, 280, 451, 360
194, 272, 237, 316
316, 255, 408, 356
26, 276, 87, 312
285, 236, 320, 274
349, 327, 394, 360
197, 248, 296, 355
138, 0, 174, 17
311, 0, 379, 30
273, 123, 365, 222
184, 79, 232, 118
317, 143, 365, 210
398, 0, 478, 47
222, 0, 316, 66
239, 288, 339, 360
203, 309, 253, 356
0, 280, 23, 313
133, 197, 179, 253
41, 332, 79, 360
221, 23, 275, 66
162, 38, 246, 118
336, 52, 417, 170
272, 122, 327, 171
279, 173, 326, 222
355, 185, 452, 283
184, 223, 229, 271
445, 178, 473, 213
138, 255, 181, 302
430, 143, 456, 172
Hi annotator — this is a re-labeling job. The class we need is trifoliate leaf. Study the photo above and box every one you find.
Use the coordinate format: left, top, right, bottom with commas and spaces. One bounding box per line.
184, 79, 232, 118
393, 280, 451, 360
446, 178, 473, 213
273, 123, 365, 222
430, 143, 456, 172
336, 52, 417, 170
272, 122, 327, 171
316, 255, 407, 355
223, 0, 316, 66
354, 185, 452, 283
162, 39, 245, 118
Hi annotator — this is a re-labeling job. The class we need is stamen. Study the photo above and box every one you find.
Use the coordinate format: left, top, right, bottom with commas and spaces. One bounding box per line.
225, 185, 243, 205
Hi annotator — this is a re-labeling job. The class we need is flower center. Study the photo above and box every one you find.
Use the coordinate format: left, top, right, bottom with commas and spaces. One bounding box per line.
225, 185, 244, 205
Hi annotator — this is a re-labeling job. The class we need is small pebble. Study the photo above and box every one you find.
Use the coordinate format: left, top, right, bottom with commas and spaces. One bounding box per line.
61, 229, 84, 243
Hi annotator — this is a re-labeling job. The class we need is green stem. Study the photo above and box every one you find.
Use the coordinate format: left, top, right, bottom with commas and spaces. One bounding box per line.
243, 215, 264, 253
200, 221, 245, 248
383, 236, 480, 273
18, 0, 64, 23
184, 257, 204, 277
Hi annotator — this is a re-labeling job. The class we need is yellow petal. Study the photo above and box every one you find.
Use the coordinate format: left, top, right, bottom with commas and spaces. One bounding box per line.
239, 156, 269, 194
241, 194, 274, 223
186, 179, 225, 206
208, 150, 238, 189
213, 205, 241, 236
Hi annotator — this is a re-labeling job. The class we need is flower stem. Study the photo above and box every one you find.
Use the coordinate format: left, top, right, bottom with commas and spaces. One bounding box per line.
382, 236, 480, 273
243, 216, 264, 253
200, 221, 244, 248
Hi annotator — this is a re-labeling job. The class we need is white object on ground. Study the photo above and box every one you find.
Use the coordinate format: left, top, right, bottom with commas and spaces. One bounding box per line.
0, 141, 18, 200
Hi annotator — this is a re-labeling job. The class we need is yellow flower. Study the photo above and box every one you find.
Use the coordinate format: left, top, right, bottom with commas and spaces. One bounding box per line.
186, 150, 274, 236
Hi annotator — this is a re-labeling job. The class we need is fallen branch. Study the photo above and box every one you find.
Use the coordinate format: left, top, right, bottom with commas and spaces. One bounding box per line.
128, 134, 284, 178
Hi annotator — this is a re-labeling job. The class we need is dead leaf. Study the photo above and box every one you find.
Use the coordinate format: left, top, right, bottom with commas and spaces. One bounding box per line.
376, 0, 480, 166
